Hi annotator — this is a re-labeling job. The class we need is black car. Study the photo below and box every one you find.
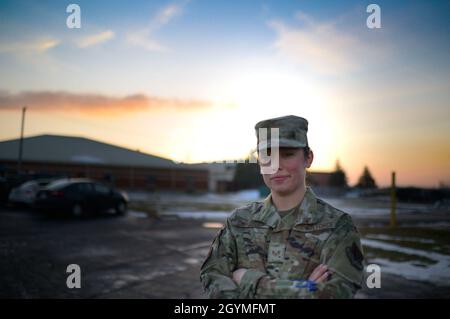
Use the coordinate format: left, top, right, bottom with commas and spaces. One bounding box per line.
35, 178, 128, 217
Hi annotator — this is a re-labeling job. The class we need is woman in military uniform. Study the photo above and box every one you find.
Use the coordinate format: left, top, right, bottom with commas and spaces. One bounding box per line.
200, 115, 365, 299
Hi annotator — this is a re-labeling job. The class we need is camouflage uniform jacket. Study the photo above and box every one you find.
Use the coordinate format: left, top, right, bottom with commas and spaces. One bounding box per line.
200, 187, 365, 299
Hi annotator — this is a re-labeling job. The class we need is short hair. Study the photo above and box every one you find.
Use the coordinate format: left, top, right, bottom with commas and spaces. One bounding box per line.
303, 146, 311, 158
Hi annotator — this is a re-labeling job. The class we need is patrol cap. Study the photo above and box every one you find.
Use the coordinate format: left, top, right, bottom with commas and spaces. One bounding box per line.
255, 115, 308, 151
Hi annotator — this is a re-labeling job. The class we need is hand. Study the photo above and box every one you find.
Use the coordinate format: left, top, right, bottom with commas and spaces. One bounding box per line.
308, 264, 330, 283
232, 268, 248, 285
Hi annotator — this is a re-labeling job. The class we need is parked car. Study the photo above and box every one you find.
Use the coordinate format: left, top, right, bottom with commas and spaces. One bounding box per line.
8, 179, 55, 206
34, 178, 128, 217
0, 173, 68, 206
0, 175, 32, 205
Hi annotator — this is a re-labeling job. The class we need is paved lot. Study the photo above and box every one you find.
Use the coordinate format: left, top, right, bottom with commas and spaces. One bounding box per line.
1, 206, 449, 298
0, 207, 214, 298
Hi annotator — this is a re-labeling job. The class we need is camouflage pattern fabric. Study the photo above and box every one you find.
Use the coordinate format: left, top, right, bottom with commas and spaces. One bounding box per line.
255, 115, 309, 151
200, 187, 365, 299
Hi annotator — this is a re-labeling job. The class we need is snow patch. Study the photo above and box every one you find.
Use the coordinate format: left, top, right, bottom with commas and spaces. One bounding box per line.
362, 239, 450, 286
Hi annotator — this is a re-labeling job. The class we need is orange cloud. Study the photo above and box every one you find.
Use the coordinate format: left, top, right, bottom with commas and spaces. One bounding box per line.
0, 38, 60, 54
0, 90, 212, 116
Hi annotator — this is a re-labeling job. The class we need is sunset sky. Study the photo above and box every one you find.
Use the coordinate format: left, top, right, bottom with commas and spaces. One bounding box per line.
0, 0, 449, 187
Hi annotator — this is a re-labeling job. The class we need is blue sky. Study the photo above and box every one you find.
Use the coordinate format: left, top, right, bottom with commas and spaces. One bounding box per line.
0, 0, 449, 187
1, 0, 449, 96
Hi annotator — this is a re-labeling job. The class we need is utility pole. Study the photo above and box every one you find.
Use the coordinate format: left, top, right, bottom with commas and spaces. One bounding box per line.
17, 106, 27, 175
390, 171, 397, 228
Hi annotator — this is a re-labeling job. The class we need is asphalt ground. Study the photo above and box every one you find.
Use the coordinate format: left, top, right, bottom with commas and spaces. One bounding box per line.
1, 206, 449, 298
0, 206, 213, 298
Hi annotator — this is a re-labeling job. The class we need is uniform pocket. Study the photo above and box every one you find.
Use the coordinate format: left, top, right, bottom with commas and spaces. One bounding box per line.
283, 229, 322, 280
234, 226, 269, 270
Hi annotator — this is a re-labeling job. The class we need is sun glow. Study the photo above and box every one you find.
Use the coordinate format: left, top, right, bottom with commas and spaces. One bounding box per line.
213, 70, 341, 171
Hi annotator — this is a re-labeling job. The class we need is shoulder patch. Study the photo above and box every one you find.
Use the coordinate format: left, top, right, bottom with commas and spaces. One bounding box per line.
345, 242, 364, 271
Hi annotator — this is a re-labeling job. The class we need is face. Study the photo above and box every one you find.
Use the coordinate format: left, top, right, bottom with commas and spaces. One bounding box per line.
259, 147, 313, 196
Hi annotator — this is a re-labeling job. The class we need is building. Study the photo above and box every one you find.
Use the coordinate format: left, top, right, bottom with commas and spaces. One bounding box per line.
191, 163, 343, 194
307, 171, 334, 187
0, 134, 209, 192
307, 171, 348, 197
190, 162, 236, 193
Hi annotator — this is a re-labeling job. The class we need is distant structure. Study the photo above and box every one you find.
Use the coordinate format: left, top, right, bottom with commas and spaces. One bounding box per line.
190, 162, 236, 193
306, 171, 335, 187
0, 134, 208, 192
305, 171, 347, 197
191, 160, 346, 195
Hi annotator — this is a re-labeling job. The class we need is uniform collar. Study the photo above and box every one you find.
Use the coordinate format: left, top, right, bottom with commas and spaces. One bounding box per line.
254, 187, 323, 228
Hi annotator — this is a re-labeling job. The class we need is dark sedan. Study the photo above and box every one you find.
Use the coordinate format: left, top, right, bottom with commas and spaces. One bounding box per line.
35, 179, 128, 217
